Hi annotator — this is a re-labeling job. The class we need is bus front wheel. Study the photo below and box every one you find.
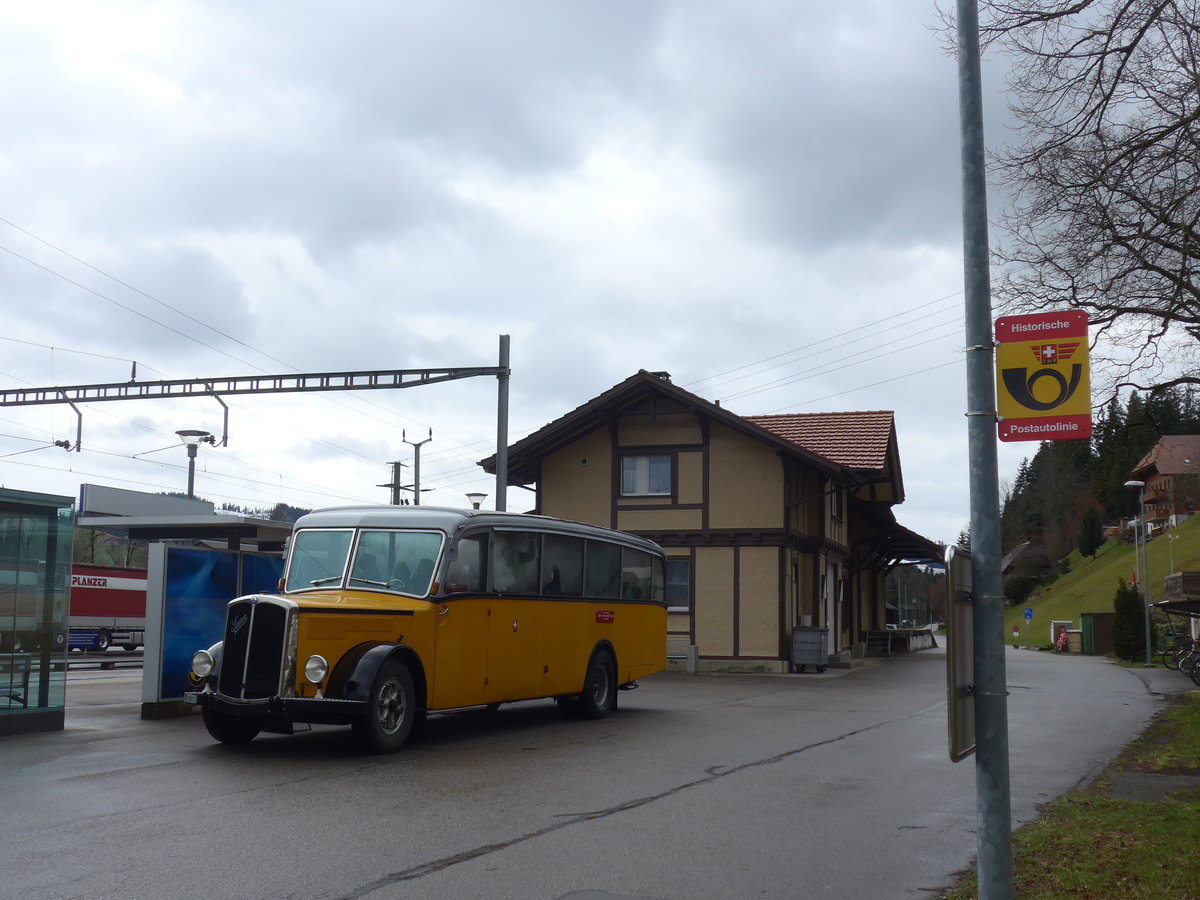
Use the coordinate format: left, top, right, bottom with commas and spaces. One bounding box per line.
202, 707, 264, 744
354, 658, 416, 754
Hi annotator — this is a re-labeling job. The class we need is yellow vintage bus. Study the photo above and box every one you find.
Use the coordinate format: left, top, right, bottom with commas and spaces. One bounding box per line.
185, 506, 667, 753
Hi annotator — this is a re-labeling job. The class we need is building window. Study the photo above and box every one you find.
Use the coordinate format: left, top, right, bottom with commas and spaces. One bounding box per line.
829, 481, 845, 520
621, 455, 671, 496
666, 558, 690, 611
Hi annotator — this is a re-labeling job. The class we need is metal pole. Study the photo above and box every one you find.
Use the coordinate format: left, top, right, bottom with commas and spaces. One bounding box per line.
1129, 517, 1142, 608
956, 2, 1013, 896
495, 334, 510, 512
403, 429, 433, 506
185, 445, 198, 499
1141, 491, 1152, 665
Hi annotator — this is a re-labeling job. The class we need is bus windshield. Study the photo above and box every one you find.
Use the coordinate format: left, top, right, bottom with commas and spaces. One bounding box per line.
283, 528, 444, 597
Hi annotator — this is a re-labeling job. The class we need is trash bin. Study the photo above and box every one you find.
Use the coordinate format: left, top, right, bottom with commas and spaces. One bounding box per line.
791, 626, 829, 673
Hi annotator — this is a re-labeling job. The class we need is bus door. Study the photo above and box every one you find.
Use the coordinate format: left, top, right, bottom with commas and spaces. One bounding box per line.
485, 598, 542, 702
485, 531, 544, 702
430, 531, 489, 709
431, 598, 489, 709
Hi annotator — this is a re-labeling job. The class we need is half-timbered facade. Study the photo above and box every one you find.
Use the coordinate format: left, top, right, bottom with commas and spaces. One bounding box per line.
482, 371, 940, 673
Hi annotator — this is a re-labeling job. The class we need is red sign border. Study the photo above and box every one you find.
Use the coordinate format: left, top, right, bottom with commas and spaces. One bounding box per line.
998, 414, 1093, 443
995, 310, 1087, 344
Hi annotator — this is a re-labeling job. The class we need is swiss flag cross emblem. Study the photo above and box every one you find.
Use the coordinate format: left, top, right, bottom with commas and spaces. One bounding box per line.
1039, 344, 1058, 362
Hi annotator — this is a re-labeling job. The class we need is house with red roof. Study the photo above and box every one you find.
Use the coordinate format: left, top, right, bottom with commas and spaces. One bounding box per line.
481, 370, 941, 673
1131, 435, 1200, 531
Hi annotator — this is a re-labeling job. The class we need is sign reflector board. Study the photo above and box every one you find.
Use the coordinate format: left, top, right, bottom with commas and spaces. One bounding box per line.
995, 311, 1091, 442
946, 545, 975, 763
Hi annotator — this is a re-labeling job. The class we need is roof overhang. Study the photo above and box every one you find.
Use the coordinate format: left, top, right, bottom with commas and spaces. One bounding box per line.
480, 370, 851, 486
78, 513, 292, 552
879, 522, 945, 565
1154, 597, 1200, 617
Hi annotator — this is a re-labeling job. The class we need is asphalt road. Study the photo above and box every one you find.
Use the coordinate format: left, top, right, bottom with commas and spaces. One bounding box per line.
0, 647, 1185, 900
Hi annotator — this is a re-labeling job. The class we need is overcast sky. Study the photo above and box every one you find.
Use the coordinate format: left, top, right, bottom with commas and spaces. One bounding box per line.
0, 1, 1035, 545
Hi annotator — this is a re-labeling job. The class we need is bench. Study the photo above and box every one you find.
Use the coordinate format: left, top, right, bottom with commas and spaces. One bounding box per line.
0, 652, 31, 707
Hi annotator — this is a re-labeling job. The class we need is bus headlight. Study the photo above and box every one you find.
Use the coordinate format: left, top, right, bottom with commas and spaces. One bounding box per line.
304, 655, 329, 685
191, 649, 215, 679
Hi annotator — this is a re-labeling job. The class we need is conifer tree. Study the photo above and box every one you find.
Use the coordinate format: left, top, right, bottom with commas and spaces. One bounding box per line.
1076, 507, 1103, 560
1112, 579, 1146, 662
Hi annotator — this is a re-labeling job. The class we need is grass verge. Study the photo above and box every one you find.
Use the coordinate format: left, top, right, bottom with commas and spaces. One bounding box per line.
940, 693, 1200, 899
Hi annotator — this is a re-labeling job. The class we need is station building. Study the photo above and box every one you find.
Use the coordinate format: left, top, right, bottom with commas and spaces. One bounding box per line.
482, 370, 941, 673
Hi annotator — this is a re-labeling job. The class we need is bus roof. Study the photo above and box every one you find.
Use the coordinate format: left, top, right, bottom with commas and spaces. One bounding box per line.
292, 506, 664, 554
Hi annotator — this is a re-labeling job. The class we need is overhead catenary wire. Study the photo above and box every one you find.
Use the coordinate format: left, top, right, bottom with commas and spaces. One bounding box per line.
717, 321, 962, 405
2, 216, 968, 507
0, 220, 492, 467
682, 289, 963, 393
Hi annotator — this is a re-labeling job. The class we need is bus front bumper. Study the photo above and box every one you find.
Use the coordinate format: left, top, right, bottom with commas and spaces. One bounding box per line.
184, 690, 368, 725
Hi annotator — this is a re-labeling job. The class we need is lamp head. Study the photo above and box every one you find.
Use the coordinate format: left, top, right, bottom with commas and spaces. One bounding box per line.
176, 429, 214, 447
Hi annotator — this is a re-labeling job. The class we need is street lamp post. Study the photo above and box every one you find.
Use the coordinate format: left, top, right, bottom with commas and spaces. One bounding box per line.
403, 428, 433, 506
1123, 480, 1153, 666
176, 429, 214, 499
465, 492, 487, 510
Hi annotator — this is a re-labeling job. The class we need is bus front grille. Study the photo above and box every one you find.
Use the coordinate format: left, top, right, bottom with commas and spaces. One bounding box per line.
218, 597, 288, 700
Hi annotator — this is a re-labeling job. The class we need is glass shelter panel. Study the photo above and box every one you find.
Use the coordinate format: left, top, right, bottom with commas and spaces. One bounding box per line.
0, 489, 74, 737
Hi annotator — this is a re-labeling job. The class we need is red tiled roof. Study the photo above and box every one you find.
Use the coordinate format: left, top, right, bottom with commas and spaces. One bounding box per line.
1133, 435, 1200, 476
745, 411, 895, 471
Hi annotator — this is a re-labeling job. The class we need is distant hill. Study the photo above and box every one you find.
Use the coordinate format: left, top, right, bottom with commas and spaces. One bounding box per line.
1005, 510, 1200, 645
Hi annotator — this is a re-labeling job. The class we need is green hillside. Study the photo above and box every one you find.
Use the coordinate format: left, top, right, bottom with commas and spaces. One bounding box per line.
1006, 512, 1200, 645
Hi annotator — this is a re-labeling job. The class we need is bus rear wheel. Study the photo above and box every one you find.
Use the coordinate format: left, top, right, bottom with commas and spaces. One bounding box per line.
202, 707, 264, 744
353, 658, 416, 754
564, 650, 616, 720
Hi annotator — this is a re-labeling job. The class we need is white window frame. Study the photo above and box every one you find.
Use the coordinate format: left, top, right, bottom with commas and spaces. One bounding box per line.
621, 454, 672, 497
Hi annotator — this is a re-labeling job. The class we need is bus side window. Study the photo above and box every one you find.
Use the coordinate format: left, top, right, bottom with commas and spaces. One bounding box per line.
621, 548, 652, 599
542, 534, 583, 596
492, 532, 540, 595
493, 531, 539, 593
584, 541, 621, 599
444, 533, 487, 594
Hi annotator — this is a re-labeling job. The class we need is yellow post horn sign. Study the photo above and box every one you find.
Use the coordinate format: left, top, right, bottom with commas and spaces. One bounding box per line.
995, 311, 1091, 443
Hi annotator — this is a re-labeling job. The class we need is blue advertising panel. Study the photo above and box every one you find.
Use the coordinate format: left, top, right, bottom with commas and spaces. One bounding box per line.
242, 553, 284, 596
156, 548, 284, 701
160, 548, 238, 701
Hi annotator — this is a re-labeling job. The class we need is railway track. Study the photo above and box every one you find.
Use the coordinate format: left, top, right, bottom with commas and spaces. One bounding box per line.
65, 650, 143, 670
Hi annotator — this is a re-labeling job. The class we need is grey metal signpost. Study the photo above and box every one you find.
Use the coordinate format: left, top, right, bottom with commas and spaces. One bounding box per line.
954, 1, 1014, 896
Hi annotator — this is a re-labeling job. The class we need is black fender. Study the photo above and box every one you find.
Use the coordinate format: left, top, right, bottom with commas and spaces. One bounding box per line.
328, 643, 427, 710
579, 639, 618, 691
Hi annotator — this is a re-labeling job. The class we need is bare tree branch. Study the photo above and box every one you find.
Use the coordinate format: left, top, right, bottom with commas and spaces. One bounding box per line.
943, 1, 1200, 398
